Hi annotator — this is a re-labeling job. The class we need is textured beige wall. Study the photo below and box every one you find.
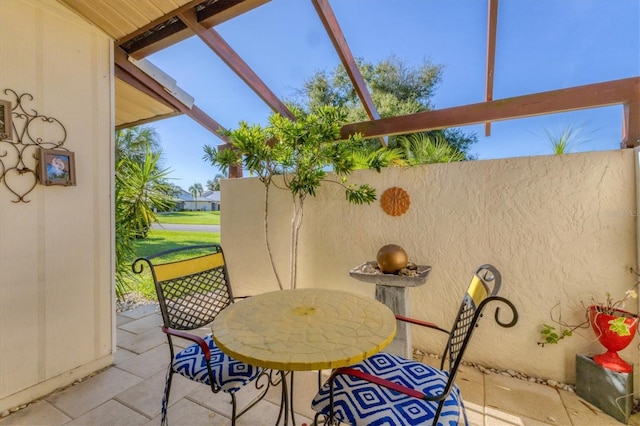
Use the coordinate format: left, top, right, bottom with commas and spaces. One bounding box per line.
0, 1, 113, 410
222, 149, 637, 384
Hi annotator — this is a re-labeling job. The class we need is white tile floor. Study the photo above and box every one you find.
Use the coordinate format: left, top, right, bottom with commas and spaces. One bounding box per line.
1, 303, 637, 425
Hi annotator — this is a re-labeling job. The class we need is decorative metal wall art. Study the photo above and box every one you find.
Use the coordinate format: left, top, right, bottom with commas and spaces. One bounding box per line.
0, 100, 11, 140
0, 89, 70, 202
380, 187, 411, 216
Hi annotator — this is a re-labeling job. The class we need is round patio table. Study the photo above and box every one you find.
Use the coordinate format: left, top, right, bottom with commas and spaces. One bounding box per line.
211, 288, 396, 425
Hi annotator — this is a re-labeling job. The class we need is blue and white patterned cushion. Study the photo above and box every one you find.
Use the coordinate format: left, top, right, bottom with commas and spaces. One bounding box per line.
172, 334, 262, 393
311, 352, 464, 426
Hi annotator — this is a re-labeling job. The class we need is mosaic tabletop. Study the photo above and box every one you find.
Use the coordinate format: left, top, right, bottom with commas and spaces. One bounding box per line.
212, 288, 397, 371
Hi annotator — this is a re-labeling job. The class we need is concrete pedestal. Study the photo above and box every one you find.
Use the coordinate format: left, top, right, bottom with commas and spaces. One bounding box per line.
376, 285, 411, 357
575, 354, 633, 424
349, 262, 431, 358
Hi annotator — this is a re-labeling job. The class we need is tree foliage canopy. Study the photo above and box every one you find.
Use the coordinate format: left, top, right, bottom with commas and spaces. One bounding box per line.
291, 55, 477, 162
203, 105, 376, 290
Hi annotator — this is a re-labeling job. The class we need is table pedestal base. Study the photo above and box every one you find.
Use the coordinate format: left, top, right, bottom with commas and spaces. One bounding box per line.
276, 371, 297, 426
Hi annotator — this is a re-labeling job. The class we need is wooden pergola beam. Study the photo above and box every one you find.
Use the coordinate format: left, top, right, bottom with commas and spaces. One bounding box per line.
115, 0, 204, 46
115, 0, 270, 59
114, 47, 229, 140
484, 0, 498, 136
177, 8, 296, 121
340, 77, 640, 147
115, 112, 181, 131
311, 0, 386, 147
623, 82, 640, 148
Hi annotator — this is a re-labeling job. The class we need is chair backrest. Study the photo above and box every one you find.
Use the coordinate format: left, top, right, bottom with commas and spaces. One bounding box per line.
441, 264, 517, 383
132, 244, 235, 331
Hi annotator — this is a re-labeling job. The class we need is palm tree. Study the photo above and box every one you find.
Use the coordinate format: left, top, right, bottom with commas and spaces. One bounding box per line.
116, 126, 161, 164
396, 133, 466, 164
351, 133, 466, 170
189, 182, 203, 210
165, 182, 183, 198
206, 174, 224, 191
115, 145, 173, 299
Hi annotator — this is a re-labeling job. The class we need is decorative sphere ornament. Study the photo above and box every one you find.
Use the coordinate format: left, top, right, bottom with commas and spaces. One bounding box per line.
376, 244, 408, 274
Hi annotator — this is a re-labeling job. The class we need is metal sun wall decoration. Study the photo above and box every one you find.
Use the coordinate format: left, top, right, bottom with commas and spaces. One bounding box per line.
380, 186, 411, 216
0, 89, 71, 203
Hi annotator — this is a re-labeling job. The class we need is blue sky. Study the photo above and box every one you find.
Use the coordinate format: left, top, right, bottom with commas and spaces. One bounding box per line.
148, 0, 640, 190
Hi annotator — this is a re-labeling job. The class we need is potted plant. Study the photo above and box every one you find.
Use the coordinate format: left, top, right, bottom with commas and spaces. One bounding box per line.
586, 297, 639, 373
539, 277, 640, 373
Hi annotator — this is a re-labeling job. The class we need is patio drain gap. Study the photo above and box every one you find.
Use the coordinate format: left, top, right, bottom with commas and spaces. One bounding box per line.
111, 396, 153, 420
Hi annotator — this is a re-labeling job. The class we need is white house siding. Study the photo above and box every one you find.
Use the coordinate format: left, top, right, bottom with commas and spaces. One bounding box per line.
180, 191, 220, 211
221, 149, 638, 387
0, 1, 113, 411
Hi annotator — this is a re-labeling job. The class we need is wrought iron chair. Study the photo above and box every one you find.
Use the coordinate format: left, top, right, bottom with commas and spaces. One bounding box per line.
132, 244, 269, 426
310, 264, 518, 425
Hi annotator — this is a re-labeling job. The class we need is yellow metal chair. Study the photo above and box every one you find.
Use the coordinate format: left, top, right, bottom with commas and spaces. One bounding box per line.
310, 264, 518, 425
132, 244, 269, 425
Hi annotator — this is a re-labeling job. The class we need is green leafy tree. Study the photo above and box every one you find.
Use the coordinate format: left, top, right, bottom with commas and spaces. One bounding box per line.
292, 55, 476, 162
204, 122, 284, 288
165, 182, 183, 197
189, 183, 204, 210
204, 105, 376, 290
115, 126, 173, 299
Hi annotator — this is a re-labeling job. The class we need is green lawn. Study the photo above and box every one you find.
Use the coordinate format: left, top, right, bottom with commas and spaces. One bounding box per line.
128, 229, 221, 300
156, 211, 220, 225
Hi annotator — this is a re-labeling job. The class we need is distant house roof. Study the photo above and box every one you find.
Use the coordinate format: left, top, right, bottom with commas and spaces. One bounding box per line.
202, 190, 220, 202
176, 189, 220, 202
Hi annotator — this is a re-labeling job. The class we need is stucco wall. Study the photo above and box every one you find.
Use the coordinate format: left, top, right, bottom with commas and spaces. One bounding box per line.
221, 149, 637, 384
0, 1, 113, 411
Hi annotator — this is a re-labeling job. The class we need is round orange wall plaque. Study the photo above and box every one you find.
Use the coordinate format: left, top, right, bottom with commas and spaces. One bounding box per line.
380, 187, 411, 216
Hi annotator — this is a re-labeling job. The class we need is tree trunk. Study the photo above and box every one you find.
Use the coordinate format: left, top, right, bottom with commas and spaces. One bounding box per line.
290, 195, 304, 290
263, 183, 283, 290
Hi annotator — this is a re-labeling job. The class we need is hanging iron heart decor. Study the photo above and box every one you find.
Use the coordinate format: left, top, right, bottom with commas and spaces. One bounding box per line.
0, 89, 68, 203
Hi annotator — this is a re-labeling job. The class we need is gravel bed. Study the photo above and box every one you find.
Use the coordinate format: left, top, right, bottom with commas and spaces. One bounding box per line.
413, 349, 576, 392
116, 293, 157, 313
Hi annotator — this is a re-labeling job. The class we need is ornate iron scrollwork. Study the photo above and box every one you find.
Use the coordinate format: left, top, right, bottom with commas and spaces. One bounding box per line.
0, 89, 68, 202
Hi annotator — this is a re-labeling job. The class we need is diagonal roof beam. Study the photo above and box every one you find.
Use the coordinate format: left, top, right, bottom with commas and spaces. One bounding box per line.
178, 8, 296, 121
484, 0, 499, 136
114, 47, 229, 141
311, 0, 387, 147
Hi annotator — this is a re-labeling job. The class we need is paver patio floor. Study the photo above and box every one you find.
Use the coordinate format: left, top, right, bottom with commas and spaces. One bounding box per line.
1, 303, 638, 425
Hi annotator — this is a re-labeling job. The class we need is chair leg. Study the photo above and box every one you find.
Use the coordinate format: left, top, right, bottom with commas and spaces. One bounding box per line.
460, 398, 469, 425
230, 392, 237, 426
234, 369, 272, 422
161, 365, 174, 426
313, 412, 336, 425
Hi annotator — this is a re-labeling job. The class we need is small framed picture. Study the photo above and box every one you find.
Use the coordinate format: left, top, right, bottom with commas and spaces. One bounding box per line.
38, 148, 76, 186
0, 99, 11, 140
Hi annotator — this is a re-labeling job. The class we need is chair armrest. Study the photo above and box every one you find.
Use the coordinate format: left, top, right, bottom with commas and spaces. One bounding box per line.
332, 367, 446, 402
395, 315, 449, 334
162, 327, 211, 360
